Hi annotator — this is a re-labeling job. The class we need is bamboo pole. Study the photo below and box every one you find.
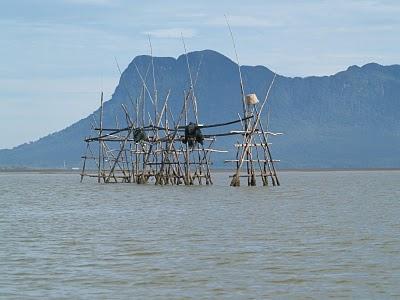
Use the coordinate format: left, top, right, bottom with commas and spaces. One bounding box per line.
80, 141, 89, 182
97, 92, 104, 183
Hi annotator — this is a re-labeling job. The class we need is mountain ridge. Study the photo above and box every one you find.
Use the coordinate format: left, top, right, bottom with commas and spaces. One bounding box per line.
1, 49, 399, 169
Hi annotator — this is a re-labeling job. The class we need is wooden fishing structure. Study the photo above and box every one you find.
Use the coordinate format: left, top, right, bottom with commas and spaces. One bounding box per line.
222, 16, 281, 186
226, 88, 281, 187
80, 25, 282, 187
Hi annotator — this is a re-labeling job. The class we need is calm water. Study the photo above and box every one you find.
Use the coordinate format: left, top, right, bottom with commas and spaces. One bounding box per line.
0, 171, 399, 299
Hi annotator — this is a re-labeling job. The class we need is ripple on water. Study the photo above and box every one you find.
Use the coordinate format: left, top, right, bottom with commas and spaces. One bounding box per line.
0, 171, 400, 298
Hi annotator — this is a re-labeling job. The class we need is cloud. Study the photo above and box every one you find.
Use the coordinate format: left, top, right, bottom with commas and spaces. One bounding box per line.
208, 15, 282, 28
175, 12, 207, 19
0, 77, 116, 95
143, 28, 196, 39
0, 18, 132, 54
63, 0, 114, 5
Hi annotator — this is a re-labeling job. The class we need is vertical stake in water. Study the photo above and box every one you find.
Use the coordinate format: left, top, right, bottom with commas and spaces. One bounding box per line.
181, 33, 199, 123
98, 91, 104, 183
225, 15, 247, 125
225, 14, 249, 186
148, 35, 158, 123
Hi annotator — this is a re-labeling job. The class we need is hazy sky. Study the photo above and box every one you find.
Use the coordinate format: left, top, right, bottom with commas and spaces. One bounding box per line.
0, 0, 399, 149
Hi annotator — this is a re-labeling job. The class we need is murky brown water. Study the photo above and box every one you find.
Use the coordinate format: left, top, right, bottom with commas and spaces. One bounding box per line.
1, 171, 399, 299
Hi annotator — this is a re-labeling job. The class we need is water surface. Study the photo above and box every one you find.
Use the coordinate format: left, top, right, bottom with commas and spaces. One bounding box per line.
0, 171, 399, 299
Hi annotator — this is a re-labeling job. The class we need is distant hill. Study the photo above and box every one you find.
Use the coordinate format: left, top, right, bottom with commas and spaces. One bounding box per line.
1, 50, 399, 169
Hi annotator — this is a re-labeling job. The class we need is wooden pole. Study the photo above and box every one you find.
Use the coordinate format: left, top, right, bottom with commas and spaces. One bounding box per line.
98, 92, 104, 183
80, 141, 89, 182
225, 15, 247, 123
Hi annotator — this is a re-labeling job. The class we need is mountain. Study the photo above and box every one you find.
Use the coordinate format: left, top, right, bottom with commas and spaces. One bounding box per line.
1, 50, 399, 169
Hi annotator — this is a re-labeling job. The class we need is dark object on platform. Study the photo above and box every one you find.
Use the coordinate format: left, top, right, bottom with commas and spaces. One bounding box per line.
133, 128, 147, 143
183, 122, 204, 147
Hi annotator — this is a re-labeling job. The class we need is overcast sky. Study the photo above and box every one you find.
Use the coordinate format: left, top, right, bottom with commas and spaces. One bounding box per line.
0, 0, 399, 148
